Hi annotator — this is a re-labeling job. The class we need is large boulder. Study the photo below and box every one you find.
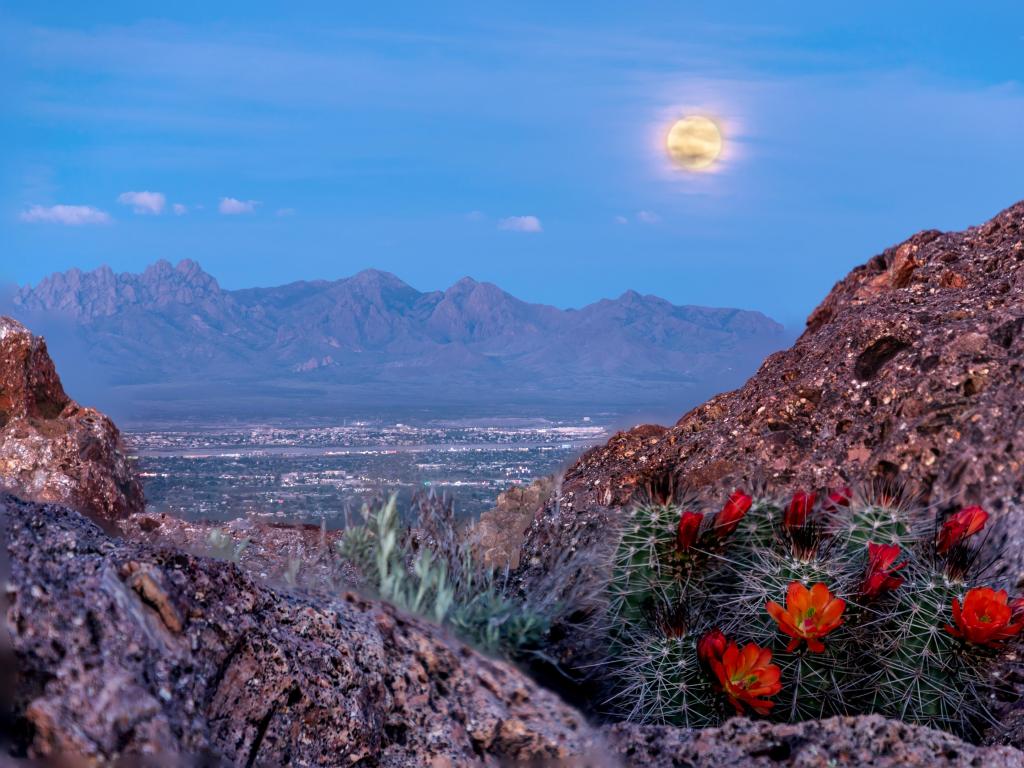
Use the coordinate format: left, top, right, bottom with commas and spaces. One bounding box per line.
2, 495, 592, 766
518, 200, 1024, 587
0, 317, 143, 523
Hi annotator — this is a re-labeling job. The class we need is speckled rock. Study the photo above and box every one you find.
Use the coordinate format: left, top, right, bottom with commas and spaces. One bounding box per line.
120, 512, 358, 598
518, 200, 1024, 591
3, 495, 592, 766
467, 476, 557, 569
0, 316, 143, 523
9, 495, 1024, 765
604, 716, 1024, 767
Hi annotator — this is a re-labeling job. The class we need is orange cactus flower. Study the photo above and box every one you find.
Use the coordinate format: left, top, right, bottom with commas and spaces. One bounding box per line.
861, 542, 906, 600
677, 510, 704, 551
766, 582, 846, 653
708, 640, 782, 715
936, 506, 989, 554
946, 587, 1024, 646
713, 490, 753, 538
784, 489, 816, 531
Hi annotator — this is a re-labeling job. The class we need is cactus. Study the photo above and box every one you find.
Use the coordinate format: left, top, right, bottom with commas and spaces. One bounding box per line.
608, 630, 718, 727
856, 549, 1004, 737
838, 498, 921, 553
600, 487, 1021, 738
606, 502, 718, 636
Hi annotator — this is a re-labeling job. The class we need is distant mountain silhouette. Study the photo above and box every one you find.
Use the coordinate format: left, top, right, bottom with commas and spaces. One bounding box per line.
13, 260, 789, 420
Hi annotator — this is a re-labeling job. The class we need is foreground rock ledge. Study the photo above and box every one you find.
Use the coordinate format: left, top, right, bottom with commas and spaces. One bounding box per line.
605, 718, 1024, 768
3, 495, 589, 766
6, 495, 1024, 766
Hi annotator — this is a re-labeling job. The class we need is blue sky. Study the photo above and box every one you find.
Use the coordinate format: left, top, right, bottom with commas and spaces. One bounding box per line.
2, 3, 1022, 326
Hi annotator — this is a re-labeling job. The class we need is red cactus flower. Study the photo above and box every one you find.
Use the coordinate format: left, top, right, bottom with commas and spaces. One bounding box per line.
677, 510, 704, 551
713, 490, 752, 538
946, 587, 1024, 646
936, 506, 989, 554
697, 627, 727, 670
861, 543, 906, 600
824, 486, 852, 511
708, 640, 782, 716
784, 490, 816, 531
766, 582, 846, 653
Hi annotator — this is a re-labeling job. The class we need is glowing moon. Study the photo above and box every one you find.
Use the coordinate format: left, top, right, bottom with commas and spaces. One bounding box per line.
666, 116, 723, 170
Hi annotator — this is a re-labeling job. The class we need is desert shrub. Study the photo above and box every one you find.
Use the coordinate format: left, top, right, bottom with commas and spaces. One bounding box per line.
338, 493, 559, 659
601, 486, 1020, 738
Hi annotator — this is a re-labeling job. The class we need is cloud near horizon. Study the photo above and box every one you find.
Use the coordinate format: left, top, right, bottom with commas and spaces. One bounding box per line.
19, 204, 111, 225
117, 190, 165, 215
172, 203, 188, 215
219, 197, 259, 215
497, 215, 542, 233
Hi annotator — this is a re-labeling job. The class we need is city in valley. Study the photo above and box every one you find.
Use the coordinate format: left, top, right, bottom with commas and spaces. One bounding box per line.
127, 417, 611, 526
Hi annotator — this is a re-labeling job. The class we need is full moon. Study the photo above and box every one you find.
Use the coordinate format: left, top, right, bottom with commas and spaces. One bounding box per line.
665, 116, 723, 170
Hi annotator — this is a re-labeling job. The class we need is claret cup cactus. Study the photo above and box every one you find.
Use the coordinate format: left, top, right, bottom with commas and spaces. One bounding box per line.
602, 485, 1021, 737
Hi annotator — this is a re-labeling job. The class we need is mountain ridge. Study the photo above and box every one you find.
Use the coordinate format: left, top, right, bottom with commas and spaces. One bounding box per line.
12, 260, 788, 417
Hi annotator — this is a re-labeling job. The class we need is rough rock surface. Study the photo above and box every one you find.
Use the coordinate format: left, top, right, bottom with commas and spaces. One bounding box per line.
120, 512, 355, 598
519, 201, 1024, 587
605, 717, 1024, 768
9, 501, 1024, 765
0, 316, 143, 523
3, 495, 592, 766
467, 476, 556, 569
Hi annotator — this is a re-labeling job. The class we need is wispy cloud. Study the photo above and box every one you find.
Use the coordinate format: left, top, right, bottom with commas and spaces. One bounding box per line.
117, 190, 165, 215
275, 207, 295, 217
498, 215, 542, 233
614, 211, 660, 224
19, 204, 111, 225
219, 197, 259, 215
172, 203, 188, 215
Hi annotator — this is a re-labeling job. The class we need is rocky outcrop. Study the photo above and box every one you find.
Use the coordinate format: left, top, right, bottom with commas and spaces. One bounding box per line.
3, 495, 592, 765
8, 495, 1024, 766
121, 512, 356, 598
605, 716, 1024, 768
518, 200, 1024, 588
467, 476, 556, 569
0, 317, 143, 523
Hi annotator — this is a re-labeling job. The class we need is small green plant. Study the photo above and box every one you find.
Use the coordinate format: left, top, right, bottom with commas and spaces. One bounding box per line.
601, 489, 1021, 738
338, 493, 559, 659
206, 527, 250, 562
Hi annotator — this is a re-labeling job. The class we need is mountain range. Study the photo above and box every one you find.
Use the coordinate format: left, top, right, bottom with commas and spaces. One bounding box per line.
10, 260, 788, 421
